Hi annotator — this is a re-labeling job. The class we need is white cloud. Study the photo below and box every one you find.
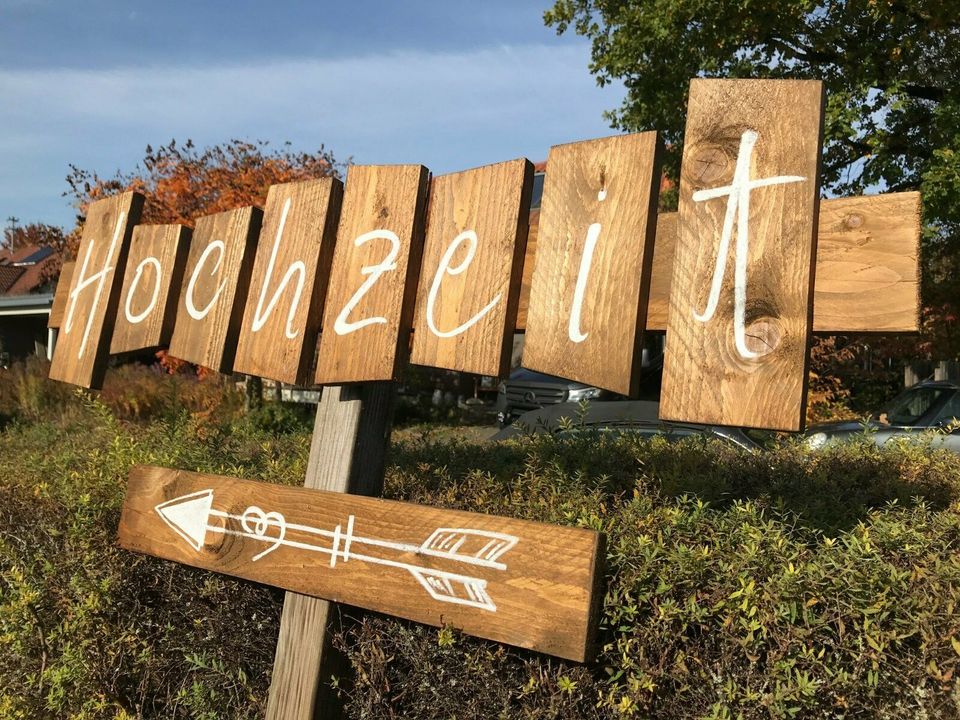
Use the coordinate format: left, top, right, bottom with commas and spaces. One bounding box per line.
0, 43, 623, 226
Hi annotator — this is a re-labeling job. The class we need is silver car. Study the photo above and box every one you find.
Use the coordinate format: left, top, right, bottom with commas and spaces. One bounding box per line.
805, 381, 960, 452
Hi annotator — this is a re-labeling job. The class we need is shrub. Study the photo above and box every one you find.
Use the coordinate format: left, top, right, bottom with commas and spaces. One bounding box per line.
1, 399, 959, 718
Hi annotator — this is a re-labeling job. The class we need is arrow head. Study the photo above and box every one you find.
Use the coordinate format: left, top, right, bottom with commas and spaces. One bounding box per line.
155, 489, 213, 551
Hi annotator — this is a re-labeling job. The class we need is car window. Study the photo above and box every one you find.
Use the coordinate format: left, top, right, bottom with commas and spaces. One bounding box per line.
880, 387, 947, 425
934, 392, 960, 425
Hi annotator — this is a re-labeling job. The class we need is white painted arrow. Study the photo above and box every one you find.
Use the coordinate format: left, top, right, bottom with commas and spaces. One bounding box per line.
154, 489, 518, 612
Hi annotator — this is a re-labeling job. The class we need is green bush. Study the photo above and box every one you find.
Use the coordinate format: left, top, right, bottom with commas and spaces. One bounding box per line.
1, 387, 960, 718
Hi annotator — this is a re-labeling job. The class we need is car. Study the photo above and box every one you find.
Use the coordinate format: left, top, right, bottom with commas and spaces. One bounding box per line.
490, 400, 763, 451
494, 337, 665, 426
804, 380, 960, 452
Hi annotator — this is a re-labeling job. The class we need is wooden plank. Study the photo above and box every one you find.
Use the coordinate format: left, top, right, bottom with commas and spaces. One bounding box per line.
47, 261, 75, 329
523, 133, 661, 396
167, 207, 262, 373
810, 192, 921, 333
109, 224, 191, 354
410, 159, 534, 377
660, 79, 825, 431
233, 179, 343, 385
316, 165, 429, 384
643, 194, 921, 333
119, 464, 603, 662
48, 192, 144, 388
267, 382, 394, 720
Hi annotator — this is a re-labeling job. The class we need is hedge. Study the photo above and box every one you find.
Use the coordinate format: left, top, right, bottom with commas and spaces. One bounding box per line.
1, 365, 959, 718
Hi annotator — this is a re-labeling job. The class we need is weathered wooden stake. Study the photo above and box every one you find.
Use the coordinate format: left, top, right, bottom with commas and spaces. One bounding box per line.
265, 382, 394, 720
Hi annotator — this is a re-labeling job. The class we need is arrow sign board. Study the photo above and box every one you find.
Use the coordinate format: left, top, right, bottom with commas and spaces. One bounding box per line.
118, 466, 605, 662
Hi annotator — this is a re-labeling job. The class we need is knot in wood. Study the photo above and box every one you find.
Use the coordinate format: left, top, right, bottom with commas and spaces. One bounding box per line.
690, 147, 729, 184
844, 213, 863, 230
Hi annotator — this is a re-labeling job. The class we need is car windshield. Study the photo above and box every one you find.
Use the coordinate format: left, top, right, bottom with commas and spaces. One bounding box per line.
877, 387, 947, 426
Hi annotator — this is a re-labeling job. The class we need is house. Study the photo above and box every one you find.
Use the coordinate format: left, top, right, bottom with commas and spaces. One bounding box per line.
0, 244, 62, 366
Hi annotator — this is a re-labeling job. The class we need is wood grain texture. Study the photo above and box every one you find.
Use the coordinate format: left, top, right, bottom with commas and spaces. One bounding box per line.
233, 179, 343, 385
267, 383, 395, 720
644, 194, 921, 333
167, 207, 262, 373
47, 261, 75, 329
109, 224, 191, 354
523, 133, 661, 396
410, 159, 534, 377
119, 464, 603, 662
660, 79, 825, 431
810, 192, 921, 333
316, 165, 429, 384
48, 192, 144, 388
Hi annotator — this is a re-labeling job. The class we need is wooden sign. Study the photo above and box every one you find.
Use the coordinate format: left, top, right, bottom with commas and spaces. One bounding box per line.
109, 224, 191, 354
410, 159, 534, 377
660, 79, 825, 431
517, 192, 921, 336
233, 179, 343, 385
167, 207, 262, 373
644, 193, 921, 333
118, 465, 604, 662
808, 192, 921, 333
49, 192, 144, 388
316, 165, 429, 383
48, 260, 75, 329
523, 133, 661, 396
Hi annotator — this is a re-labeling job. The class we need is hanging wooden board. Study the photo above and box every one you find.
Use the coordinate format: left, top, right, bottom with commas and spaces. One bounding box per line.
523, 133, 661, 396
233, 179, 343, 386
642, 193, 921, 333
316, 165, 429, 384
807, 191, 921, 333
410, 159, 534, 377
48, 191, 144, 388
660, 79, 825, 431
118, 465, 604, 663
167, 207, 262, 373
110, 224, 191, 354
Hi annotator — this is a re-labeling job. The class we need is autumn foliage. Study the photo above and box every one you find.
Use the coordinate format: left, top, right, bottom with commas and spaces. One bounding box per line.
66, 138, 341, 229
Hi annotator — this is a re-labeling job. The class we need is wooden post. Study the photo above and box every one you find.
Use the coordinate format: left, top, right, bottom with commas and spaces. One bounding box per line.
265, 382, 394, 720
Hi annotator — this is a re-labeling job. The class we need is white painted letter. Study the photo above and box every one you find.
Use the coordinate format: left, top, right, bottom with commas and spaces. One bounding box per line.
426, 230, 500, 338
568, 188, 608, 343
64, 212, 126, 358
690, 130, 805, 359
251, 199, 305, 339
123, 256, 162, 325
185, 241, 226, 321
333, 229, 401, 335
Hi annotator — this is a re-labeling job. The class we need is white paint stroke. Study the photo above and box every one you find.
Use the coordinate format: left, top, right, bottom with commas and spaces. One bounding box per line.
568, 187, 607, 343
185, 240, 226, 321
690, 130, 805, 359
64, 211, 125, 359
154, 490, 520, 612
251, 198, 305, 339
333, 229, 400, 335
426, 230, 500, 339
124, 256, 162, 324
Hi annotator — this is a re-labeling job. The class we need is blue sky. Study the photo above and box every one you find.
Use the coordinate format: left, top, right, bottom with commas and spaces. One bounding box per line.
0, 0, 624, 230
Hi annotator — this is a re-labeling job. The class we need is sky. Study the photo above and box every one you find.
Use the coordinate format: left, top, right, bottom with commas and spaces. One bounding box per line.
0, 0, 624, 230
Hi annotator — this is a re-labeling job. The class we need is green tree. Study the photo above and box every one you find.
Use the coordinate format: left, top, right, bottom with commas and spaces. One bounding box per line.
546, 0, 960, 405
545, 1, 957, 228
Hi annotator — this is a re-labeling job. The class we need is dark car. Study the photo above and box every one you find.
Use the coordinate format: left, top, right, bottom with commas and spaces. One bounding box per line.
491, 400, 762, 451
494, 338, 664, 426
804, 380, 960, 452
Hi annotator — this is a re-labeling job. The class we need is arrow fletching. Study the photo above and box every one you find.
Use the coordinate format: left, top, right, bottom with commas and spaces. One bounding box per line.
421, 528, 518, 567
408, 567, 498, 611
